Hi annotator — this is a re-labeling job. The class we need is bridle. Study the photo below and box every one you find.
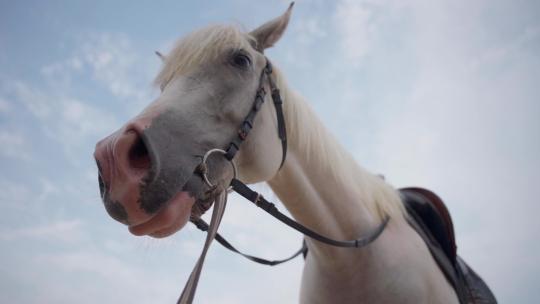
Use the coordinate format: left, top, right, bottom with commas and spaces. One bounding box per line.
177, 58, 390, 304
223, 60, 288, 169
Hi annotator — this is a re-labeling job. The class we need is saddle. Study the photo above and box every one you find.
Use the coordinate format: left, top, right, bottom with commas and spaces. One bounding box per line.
400, 188, 497, 304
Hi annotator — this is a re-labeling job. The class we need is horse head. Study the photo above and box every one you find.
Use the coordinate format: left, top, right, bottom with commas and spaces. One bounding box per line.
93, 4, 294, 238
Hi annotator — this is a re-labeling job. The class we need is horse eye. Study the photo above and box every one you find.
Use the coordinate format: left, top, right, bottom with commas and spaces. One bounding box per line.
231, 53, 252, 69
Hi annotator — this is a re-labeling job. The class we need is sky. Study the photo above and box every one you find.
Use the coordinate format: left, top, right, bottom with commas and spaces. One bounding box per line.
1, 0, 539, 303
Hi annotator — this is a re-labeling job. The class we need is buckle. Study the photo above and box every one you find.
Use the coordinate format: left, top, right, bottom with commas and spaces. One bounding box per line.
264, 61, 273, 74
256, 87, 266, 99
238, 128, 248, 140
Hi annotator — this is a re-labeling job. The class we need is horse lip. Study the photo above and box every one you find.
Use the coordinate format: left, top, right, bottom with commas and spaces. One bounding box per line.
128, 187, 197, 231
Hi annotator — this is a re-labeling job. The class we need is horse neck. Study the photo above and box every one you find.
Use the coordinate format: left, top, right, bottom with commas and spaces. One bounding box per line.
267, 80, 404, 260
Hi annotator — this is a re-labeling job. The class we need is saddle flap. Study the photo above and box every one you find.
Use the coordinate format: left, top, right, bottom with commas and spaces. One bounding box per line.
400, 187, 457, 265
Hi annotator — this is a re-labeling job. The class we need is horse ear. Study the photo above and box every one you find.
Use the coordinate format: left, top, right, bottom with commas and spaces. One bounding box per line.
155, 51, 166, 62
249, 2, 294, 51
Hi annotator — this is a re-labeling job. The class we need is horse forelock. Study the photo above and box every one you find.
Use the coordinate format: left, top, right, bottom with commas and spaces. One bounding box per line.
154, 25, 255, 89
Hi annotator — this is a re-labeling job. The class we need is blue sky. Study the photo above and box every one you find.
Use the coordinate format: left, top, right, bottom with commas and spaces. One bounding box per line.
1, 0, 539, 303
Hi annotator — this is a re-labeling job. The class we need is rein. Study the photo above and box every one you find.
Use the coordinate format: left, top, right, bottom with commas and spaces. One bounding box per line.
177, 58, 390, 304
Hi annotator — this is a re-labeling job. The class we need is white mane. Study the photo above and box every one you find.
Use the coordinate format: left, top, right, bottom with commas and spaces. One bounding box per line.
273, 68, 406, 221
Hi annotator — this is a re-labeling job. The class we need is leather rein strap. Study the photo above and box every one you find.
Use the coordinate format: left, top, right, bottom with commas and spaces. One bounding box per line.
230, 178, 390, 248
192, 217, 307, 266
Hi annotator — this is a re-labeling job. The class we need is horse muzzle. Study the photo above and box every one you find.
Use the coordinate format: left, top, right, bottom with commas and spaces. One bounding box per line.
94, 110, 231, 237
94, 123, 152, 225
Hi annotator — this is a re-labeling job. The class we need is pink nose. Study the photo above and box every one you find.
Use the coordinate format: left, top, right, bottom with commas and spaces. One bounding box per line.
94, 122, 153, 225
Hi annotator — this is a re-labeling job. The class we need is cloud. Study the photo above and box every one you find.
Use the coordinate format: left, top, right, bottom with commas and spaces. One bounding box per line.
469, 26, 540, 71
334, 0, 374, 65
59, 97, 118, 143
0, 219, 84, 243
0, 96, 10, 113
332, 0, 406, 66
364, 2, 540, 302
24, 250, 179, 304
79, 33, 155, 105
6, 80, 118, 163
0, 178, 32, 208
9, 81, 52, 120
1, 31, 160, 163
0, 129, 32, 161
40, 32, 159, 114
294, 15, 327, 44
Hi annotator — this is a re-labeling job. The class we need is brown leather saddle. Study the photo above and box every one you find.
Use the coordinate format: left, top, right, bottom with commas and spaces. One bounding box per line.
400, 187, 497, 304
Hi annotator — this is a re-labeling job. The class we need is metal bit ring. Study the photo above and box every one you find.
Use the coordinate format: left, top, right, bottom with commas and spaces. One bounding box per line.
201, 148, 238, 188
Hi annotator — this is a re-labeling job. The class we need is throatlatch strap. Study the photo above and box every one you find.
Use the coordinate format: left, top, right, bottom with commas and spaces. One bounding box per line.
230, 178, 390, 248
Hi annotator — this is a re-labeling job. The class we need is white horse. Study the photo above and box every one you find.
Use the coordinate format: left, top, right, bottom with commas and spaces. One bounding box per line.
94, 4, 494, 303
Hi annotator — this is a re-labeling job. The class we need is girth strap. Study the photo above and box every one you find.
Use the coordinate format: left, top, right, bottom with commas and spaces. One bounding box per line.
230, 178, 390, 248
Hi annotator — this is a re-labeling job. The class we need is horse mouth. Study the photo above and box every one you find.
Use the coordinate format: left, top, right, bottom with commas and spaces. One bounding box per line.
96, 163, 203, 237
128, 179, 227, 237
128, 190, 197, 238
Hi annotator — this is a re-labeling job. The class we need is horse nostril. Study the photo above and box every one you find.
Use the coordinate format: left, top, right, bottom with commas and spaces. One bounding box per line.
98, 174, 106, 197
95, 159, 107, 198
128, 132, 151, 172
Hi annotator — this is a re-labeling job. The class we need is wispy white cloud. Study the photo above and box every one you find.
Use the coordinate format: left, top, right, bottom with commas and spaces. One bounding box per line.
0, 129, 32, 161
294, 15, 327, 44
79, 33, 155, 105
364, 2, 540, 301
469, 25, 540, 72
0, 96, 11, 113
8, 80, 119, 163
28, 250, 179, 304
0, 219, 84, 243
334, 0, 374, 65
59, 97, 118, 142
40, 32, 158, 114
330, 0, 410, 68
10, 81, 52, 120
35, 178, 61, 202
0, 177, 32, 208
19, 32, 160, 162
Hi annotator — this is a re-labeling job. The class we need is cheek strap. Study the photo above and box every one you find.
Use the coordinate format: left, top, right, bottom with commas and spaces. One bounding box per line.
224, 59, 287, 170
